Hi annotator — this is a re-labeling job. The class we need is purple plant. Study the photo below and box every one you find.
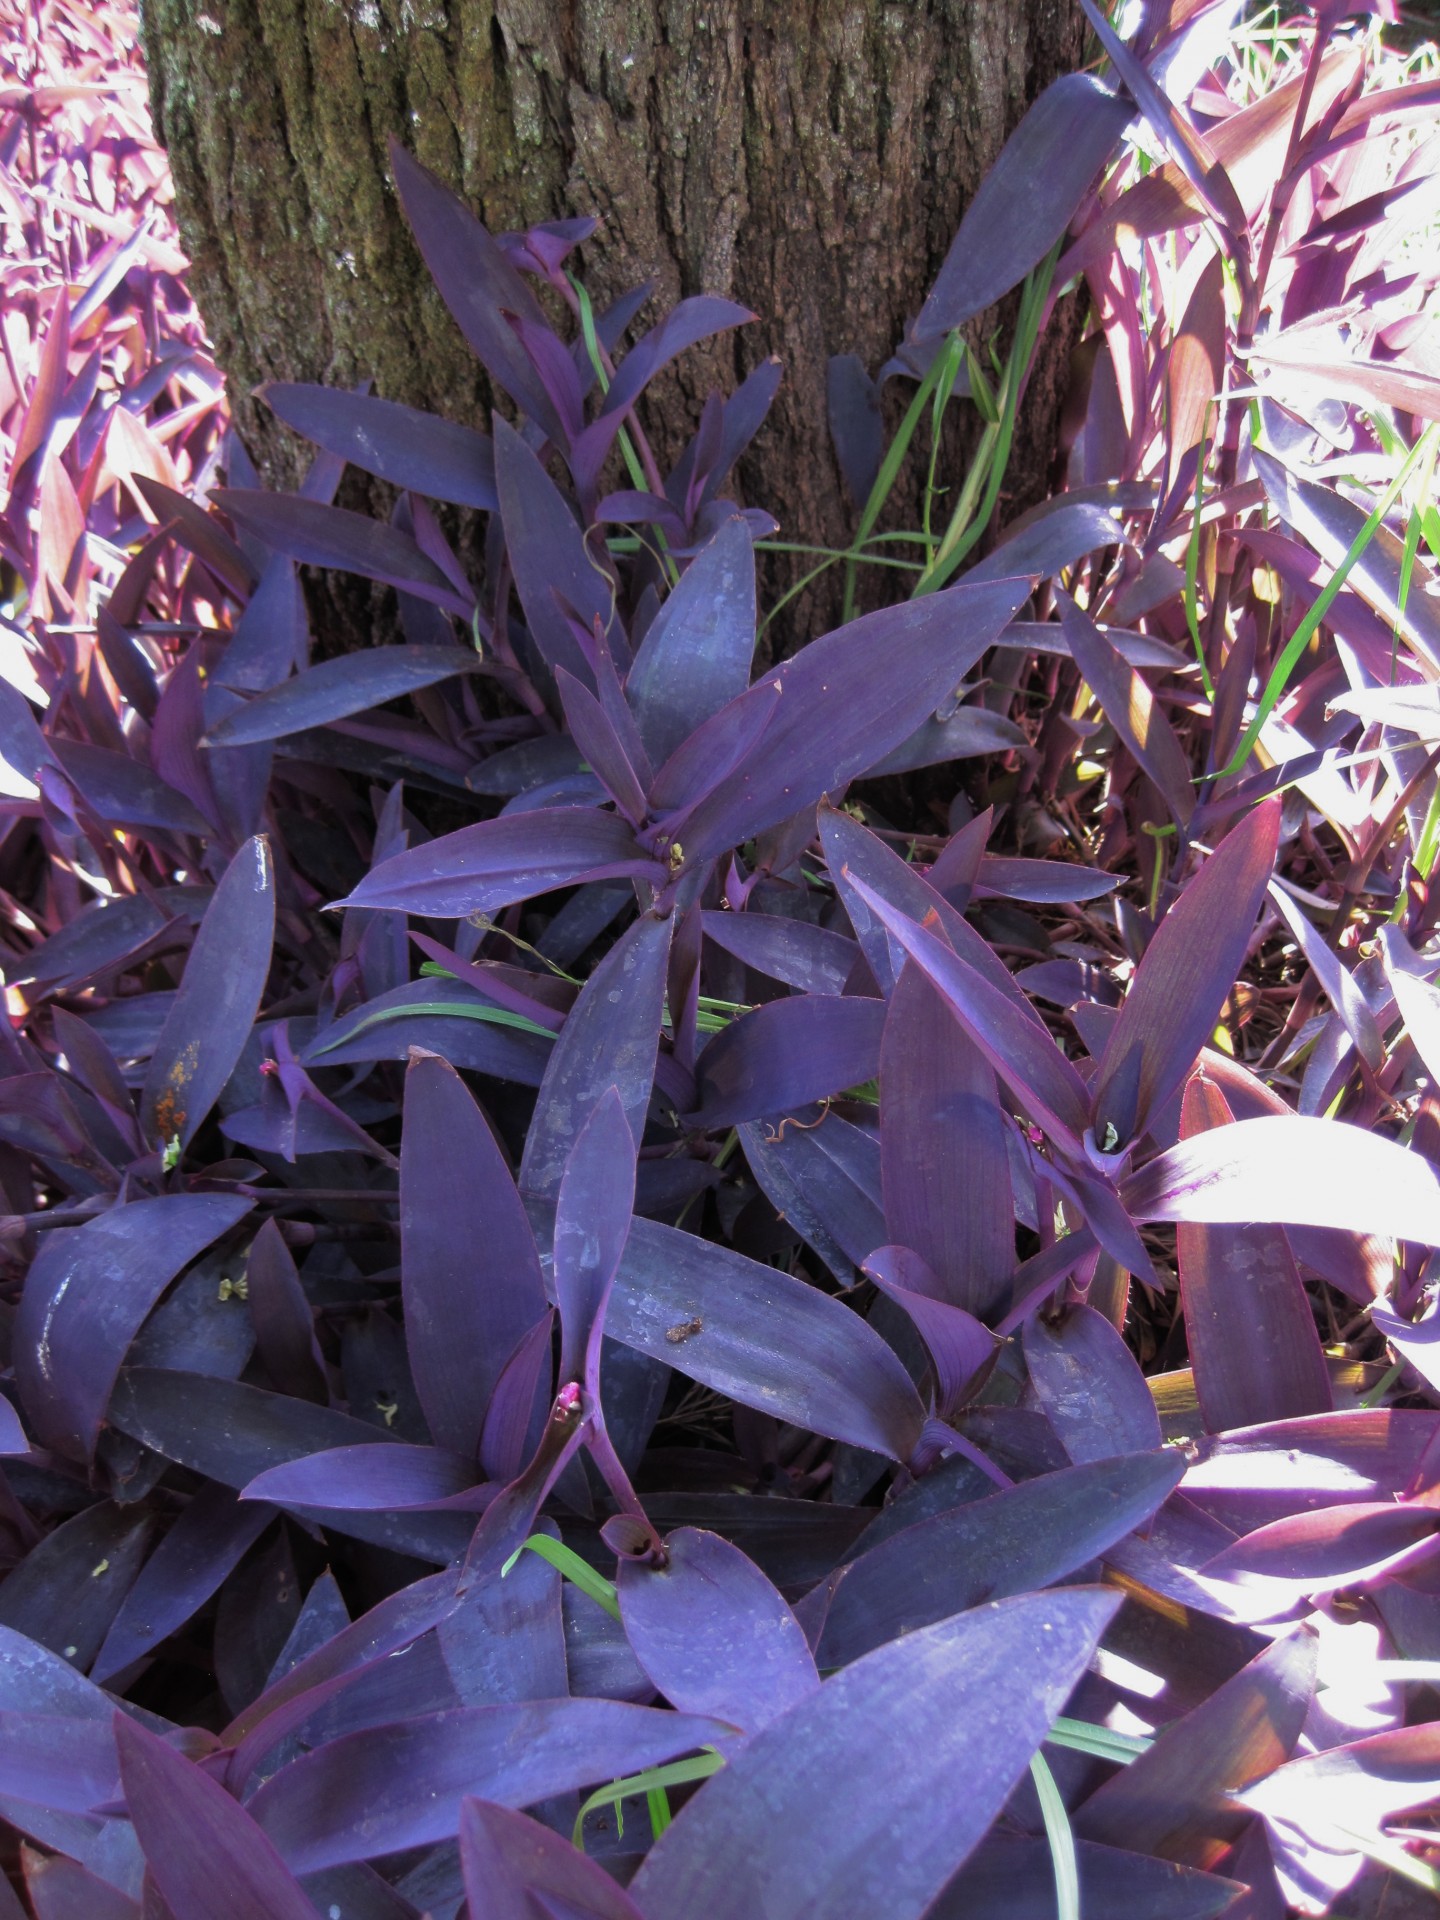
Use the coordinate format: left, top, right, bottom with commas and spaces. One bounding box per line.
2, 0, 1440, 1914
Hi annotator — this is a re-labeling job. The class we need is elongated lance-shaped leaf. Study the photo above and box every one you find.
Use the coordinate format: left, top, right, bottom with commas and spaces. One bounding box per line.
140, 835, 275, 1152
1269, 881, 1383, 1072
822, 802, 997, 994
933, 1837, 1246, 1920
1201, 1502, 1440, 1599
334, 807, 665, 919
741, 1109, 885, 1280
494, 415, 616, 689
672, 574, 1033, 863
460, 1799, 644, 1920
1162, 252, 1226, 508
584, 1210, 926, 1459
114, 1714, 321, 1920
242, 1442, 491, 1511
844, 872, 1091, 1152
863, 1247, 998, 1417
881, 964, 1013, 1319
1126, 1113, 1440, 1246
554, 1087, 636, 1387
1239, 1723, 1440, 1856
402, 1052, 547, 1461
92, 1485, 273, 1685
249, 1700, 731, 1873
629, 1589, 1120, 1920
626, 515, 756, 767
1022, 1305, 1162, 1464
261, 383, 499, 511
556, 668, 648, 823
388, 139, 566, 442
812, 1449, 1182, 1668
692, 995, 885, 1130
212, 490, 471, 615
701, 907, 857, 996
13, 1194, 251, 1461
1075, 1632, 1317, 1868
1176, 1074, 1332, 1433
647, 679, 779, 817
1058, 591, 1194, 824
519, 911, 672, 1199
1091, 801, 1279, 1150
618, 1527, 818, 1736
205, 646, 480, 748
913, 73, 1134, 342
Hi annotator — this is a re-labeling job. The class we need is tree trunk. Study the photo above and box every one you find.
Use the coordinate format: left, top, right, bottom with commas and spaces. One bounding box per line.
141, 0, 1086, 644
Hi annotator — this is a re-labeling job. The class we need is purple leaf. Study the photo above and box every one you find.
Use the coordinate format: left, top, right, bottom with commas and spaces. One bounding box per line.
92, 1485, 274, 1684
244, 1219, 328, 1405
1270, 882, 1383, 1072
844, 872, 1091, 1152
388, 139, 566, 441
249, 1700, 729, 1873
820, 803, 993, 995
601, 1214, 926, 1459
626, 517, 756, 767
494, 415, 615, 689
554, 1086, 637, 1387
1057, 592, 1194, 824
1162, 253, 1226, 505
205, 646, 479, 748
0, 1709, 121, 1814
701, 908, 857, 996
646, 680, 780, 817
1176, 1075, 1332, 1432
211, 490, 471, 616
1203, 1501, 1440, 1597
880, 964, 1013, 1318
0, 1396, 26, 1454
973, 854, 1121, 906
218, 556, 308, 693
480, 1311, 556, 1484
301, 979, 552, 1084
459, 1799, 644, 1920
673, 575, 1033, 863
23, 1853, 142, 1920
933, 1837, 1245, 1920
826, 353, 883, 507
740, 1110, 886, 1280
242, 1442, 489, 1511
439, 1523, 566, 1707
114, 1713, 321, 1920
629, 1589, 1120, 1920
49, 740, 211, 836
913, 74, 1134, 341
1023, 1304, 1163, 1463
1126, 1114, 1440, 1245
262, 383, 498, 511
13, 1194, 251, 1461
556, 667, 648, 823
1240, 1723, 1440, 1854
693, 995, 885, 1130
1076, 1633, 1318, 1867
863, 1247, 998, 1416
402, 1052, 547, 1459
335, 807, 664, 919
1092, 801, 1279, 1148
139, 836, 275, 1152
617, 1527, 817, 1735
813, 1450, 1181, 1667
135, 476, 256, 599
107, 1370, 470, 1566
519, 911, 672, 1199
1079, 0, 1249, 239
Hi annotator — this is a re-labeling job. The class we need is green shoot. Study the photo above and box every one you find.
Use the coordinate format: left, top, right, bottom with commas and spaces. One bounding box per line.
1183, 402, 1217, 699
1045, 1715, 1152, 1763
1029, 1750, 1080, 1920
501, 1534, 621, 1622
309, 997, 557, 1057
571, 1749, 726, 1850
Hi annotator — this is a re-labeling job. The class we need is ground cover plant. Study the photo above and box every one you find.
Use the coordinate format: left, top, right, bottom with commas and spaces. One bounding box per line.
2, 0, 1440, 1913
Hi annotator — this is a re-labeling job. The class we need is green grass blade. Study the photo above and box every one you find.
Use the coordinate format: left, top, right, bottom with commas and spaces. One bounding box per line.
501, 1534, 621, 1621
1045, 1716, 1151, 1763
1030, 1750, 1080, 1920
310, 997, 558, 1056
572, 1750, 726, 1849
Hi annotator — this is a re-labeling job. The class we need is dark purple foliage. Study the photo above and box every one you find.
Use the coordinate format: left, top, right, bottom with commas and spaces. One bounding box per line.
2, 1, 1439, 1913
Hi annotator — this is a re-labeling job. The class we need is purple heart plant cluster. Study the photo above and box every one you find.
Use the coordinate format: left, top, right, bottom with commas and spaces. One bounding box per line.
2, 0, 1440, 1914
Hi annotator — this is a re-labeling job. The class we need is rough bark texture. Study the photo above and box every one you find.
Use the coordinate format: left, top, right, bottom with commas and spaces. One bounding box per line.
141, 0, 1086, 644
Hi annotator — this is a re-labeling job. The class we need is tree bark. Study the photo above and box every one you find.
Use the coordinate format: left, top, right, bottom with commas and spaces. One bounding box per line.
141, 0, 1086, 643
